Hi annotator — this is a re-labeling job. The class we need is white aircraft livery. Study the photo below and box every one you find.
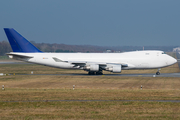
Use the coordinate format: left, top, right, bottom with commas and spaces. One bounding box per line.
4, 28, 177, 75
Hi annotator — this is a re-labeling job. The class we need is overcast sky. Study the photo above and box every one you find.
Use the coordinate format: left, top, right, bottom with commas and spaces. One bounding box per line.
0, 0, 180, 46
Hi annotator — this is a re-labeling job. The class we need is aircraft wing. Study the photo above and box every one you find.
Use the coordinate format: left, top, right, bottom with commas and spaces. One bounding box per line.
70, 61, 128, 71
71, 62, 128, 67
52, 57, 128, 68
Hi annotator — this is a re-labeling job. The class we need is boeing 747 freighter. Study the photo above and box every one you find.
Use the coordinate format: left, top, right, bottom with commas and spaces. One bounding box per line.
4, 28, 177, 75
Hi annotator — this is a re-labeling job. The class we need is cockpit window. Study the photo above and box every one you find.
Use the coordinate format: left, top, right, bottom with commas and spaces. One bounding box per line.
162, 52, 166, 54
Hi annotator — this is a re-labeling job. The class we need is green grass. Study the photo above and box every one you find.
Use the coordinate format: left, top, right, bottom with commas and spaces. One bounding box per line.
0, 101, 180, 119
0, 89, 180, 101
0, 60, 180, 119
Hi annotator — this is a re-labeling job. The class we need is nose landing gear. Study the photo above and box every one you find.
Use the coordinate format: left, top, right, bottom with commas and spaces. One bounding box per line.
156, 68, 161, 75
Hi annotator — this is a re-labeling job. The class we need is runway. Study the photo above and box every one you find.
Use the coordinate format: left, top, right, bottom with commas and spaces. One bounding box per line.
13, 72, 180, 77
111, 73, 180, 77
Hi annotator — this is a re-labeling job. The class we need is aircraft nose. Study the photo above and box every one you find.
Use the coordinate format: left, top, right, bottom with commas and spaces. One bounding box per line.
170, 57, 177, 65
174, 58, 177, 64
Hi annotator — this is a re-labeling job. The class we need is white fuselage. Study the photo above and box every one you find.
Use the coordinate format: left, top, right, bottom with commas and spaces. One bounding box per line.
4, 28, 177, 74
9, 50, 177, 71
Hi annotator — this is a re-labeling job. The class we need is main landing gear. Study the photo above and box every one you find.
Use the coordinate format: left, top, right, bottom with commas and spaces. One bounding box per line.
156, 68, 161, 75
88, 71, 103, 75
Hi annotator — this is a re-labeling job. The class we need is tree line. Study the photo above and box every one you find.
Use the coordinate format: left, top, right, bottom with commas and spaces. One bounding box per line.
0, 41, 105, 56
0, 41, 177, 56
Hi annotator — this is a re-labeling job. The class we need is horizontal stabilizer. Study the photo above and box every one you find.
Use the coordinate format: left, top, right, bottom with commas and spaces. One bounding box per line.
6, 53, 33, 59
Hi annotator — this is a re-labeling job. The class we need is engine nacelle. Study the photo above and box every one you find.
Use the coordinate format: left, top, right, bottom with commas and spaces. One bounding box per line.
107, 65, 122, 73
8, 55, 13, 59
84, 64, 99, 71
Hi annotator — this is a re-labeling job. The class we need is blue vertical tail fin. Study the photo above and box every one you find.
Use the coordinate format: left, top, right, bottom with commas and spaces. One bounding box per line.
4, 28, 42, 53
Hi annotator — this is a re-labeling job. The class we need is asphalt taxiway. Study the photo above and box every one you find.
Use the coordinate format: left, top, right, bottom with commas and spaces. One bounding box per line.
109, 73, 180, 77
12, 72, 180, 77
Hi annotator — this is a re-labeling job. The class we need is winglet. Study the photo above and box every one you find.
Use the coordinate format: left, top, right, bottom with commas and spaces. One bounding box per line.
4, 28, 42, 53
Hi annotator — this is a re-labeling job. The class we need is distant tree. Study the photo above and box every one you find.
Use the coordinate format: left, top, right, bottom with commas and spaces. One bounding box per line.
0, 41, 12, 55
0, 40, 177, 56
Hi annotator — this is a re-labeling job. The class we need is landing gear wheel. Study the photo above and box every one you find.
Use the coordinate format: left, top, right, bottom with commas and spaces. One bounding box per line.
96, 71, 103, 75
156, 68, 161, 75
156, 72, 160, 75
88, 71, 95, 75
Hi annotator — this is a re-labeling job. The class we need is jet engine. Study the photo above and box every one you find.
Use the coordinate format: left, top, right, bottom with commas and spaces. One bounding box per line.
106, 65, 122, 73
84, 64, 99, 71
